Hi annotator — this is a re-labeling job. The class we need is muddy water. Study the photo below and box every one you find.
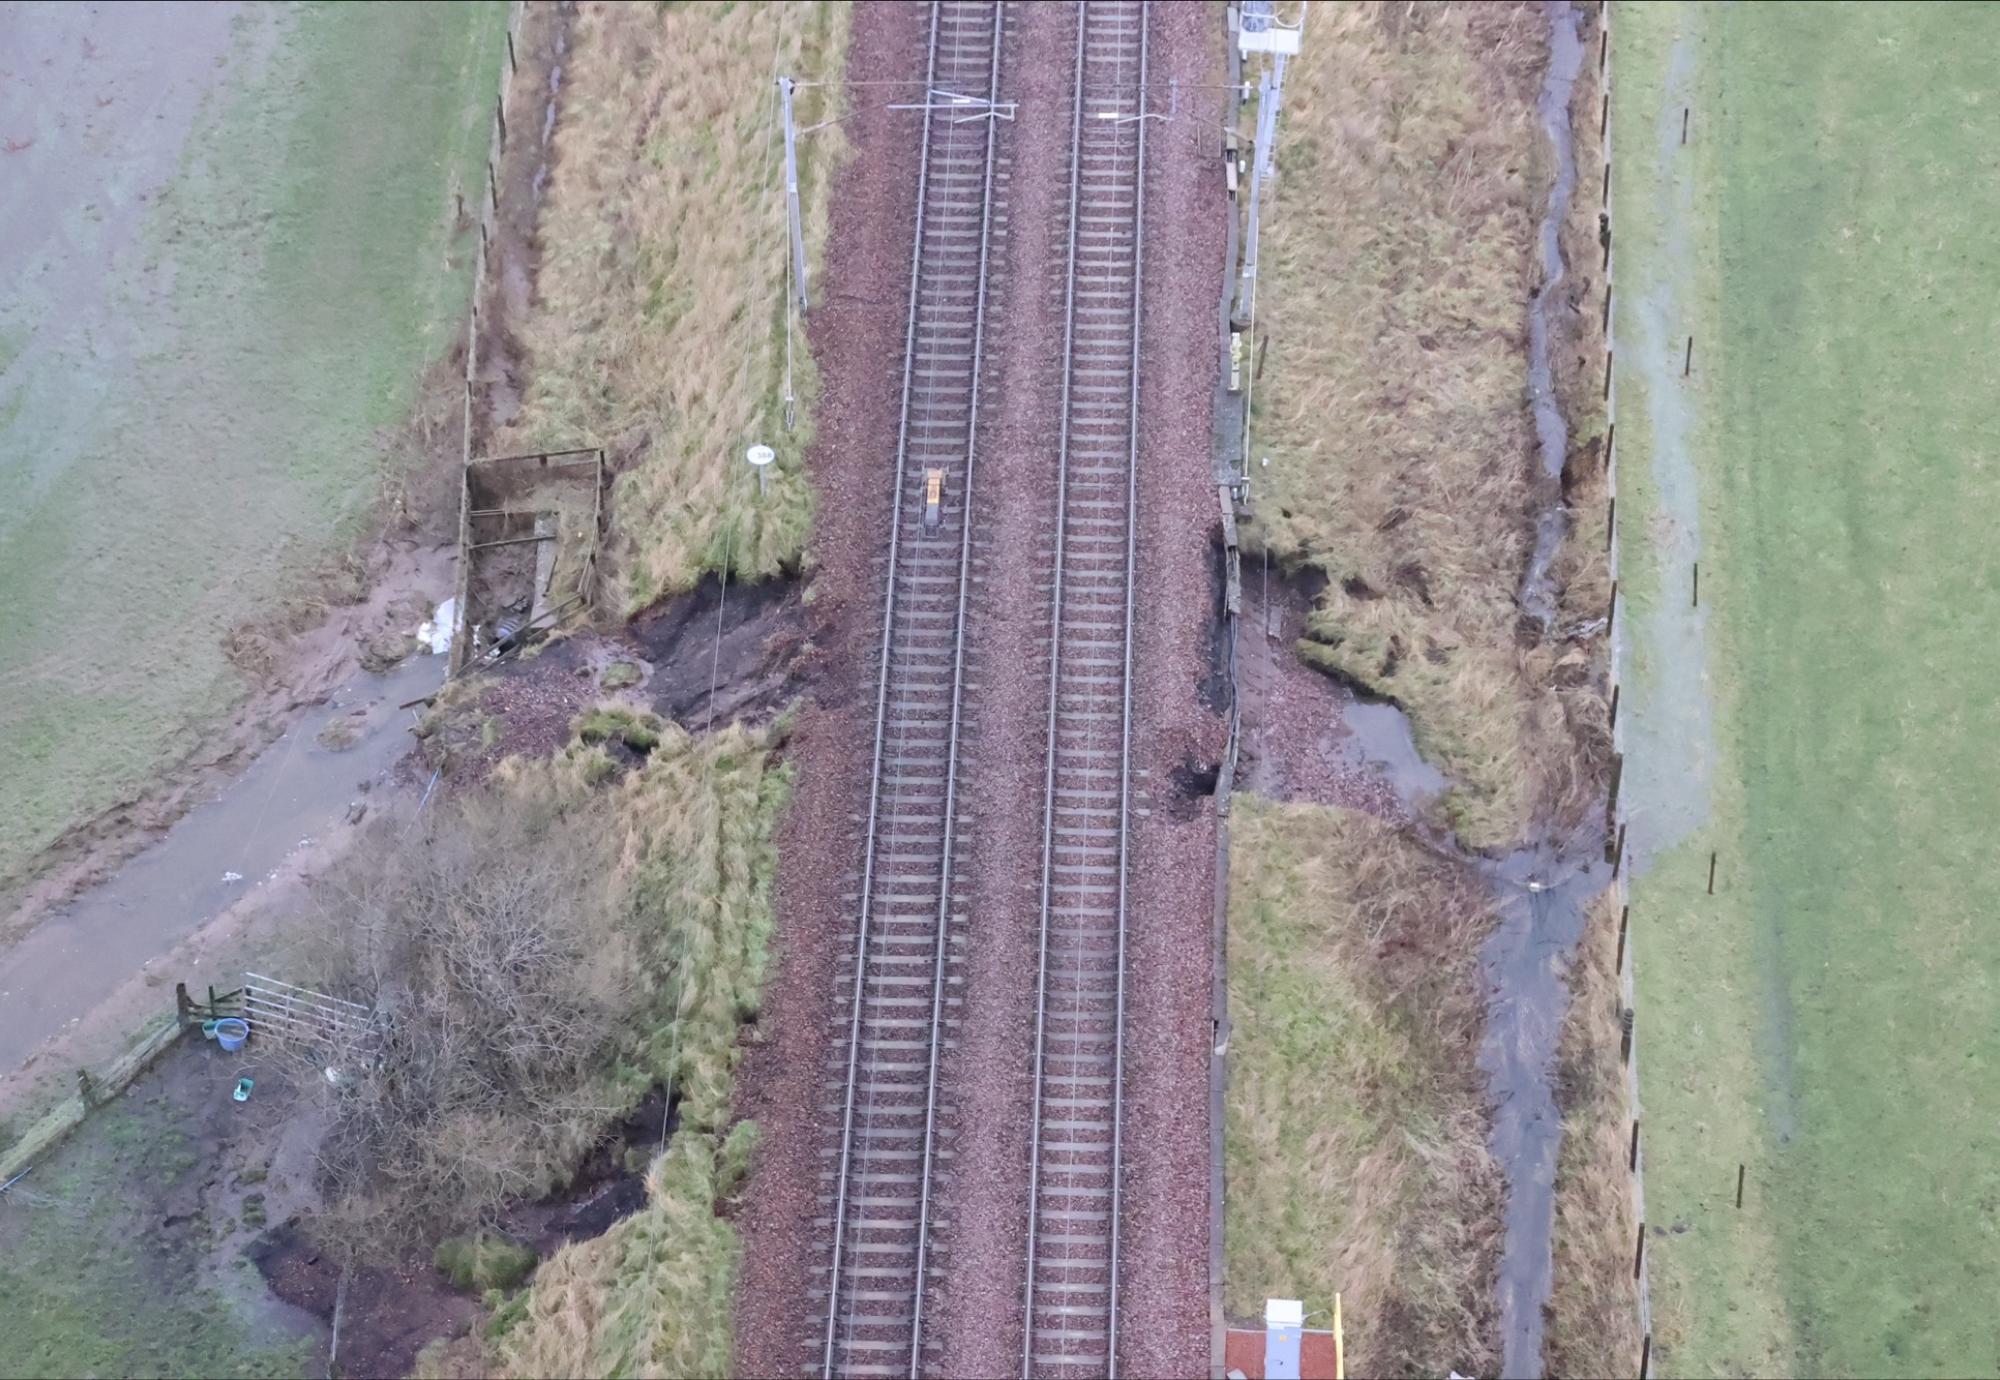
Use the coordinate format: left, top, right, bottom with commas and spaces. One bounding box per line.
530, 6, 571, 210
1518, 1, 1587, 630
1321, 670, 1607, 1380
0, 655, 440, 1074
1336, 698, 1449, 806
1477, 831, 1608, 1380
1485, 7, 1600, 1376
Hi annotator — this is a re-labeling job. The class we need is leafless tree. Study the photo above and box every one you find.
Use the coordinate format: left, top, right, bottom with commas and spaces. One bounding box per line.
288, 791, 637, 1256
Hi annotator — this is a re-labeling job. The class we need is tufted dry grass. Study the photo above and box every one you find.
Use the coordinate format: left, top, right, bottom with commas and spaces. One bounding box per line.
498, 1, 851, 612
1248, 2, 1610, 848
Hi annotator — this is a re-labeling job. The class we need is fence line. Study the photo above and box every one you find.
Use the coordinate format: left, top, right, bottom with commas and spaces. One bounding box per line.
450, 0, 532, 673
1596, 4, 1663, 1373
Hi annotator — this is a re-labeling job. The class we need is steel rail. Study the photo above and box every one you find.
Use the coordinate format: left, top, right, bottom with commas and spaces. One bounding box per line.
1107, 15, 1152, 1369
821, 3, 947, 1369
821, 3, 1007, 1376
1021, 4, 1150, 1376
1021, 7, 1092, 1373
908, 0, 1006, 1367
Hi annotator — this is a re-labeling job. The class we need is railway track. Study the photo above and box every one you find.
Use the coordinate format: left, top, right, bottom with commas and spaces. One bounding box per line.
818, 3, 1007, 1376
1022, 5, 1150, 1377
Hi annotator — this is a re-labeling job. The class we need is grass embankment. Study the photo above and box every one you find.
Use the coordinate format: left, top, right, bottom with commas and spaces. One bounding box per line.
1228, 5, 1621, 1369
1250, 3, 1607, 848
498, 0, 851, 611
484, 719, 789, 1379
429, 6, 852, 1372
0, 2, 506, 898
1615, 4, 2000, 1373
1225, 798, 1502, 1377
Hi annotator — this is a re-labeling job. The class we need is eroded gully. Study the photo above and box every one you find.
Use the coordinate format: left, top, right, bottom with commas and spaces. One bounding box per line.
1488, 7, 1601, 1377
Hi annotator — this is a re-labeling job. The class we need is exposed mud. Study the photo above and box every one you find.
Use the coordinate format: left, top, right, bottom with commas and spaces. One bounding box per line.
6, 538, 457, 947
419, 568, 806, 791
1237, 563, 1445, 822
0, 1037, 330, 1375
631, 573, 808, 729
252, 1088, 665, 1380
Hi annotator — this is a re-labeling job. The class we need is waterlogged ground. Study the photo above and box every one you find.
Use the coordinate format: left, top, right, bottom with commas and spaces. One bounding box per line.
0, 1, 505, 897
0, 1041, 326, 1377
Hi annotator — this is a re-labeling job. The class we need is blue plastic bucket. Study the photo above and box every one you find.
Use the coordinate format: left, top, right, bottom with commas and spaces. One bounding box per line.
214, 1018, 250, 1053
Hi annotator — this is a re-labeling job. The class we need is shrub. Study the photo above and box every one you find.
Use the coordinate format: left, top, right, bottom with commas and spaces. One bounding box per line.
435, 1231, 537, 1294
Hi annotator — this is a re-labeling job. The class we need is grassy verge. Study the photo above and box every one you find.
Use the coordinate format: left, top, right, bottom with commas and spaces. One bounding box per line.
1616, 3, 2000, 1373
1224, 797, 1501, 1377
482, 719, 790, 1378
1249, 3, 1606, 848
499, 0, 851, 611
0, 2, 506, 897
1544, 892, 1640, 1378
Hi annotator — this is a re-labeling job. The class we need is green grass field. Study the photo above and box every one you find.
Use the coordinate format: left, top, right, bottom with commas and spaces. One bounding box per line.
0, 2, 505, 898
1615, 4, 2000, 1373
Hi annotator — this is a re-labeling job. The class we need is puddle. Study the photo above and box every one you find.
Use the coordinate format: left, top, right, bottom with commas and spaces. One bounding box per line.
0, 654, 441, 1075
1315, 665, 1608, 1380
1237, 567, 1449, 820
1518, 0, 1587, 631
1334, 698, 1449, 805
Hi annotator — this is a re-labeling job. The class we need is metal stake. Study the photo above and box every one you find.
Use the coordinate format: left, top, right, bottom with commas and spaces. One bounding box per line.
780, 77, 810, 312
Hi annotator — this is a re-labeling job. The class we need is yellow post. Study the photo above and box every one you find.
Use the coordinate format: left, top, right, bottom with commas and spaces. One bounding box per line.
1333, 1292, 1344, 1380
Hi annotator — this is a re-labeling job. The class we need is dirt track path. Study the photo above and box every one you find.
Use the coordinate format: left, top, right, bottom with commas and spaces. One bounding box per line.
0, 655, 438, 1094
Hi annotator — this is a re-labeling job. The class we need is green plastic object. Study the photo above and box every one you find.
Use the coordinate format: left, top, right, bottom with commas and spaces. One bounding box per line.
201, 1020, 219, 1040
233, 1077, 254, 1103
